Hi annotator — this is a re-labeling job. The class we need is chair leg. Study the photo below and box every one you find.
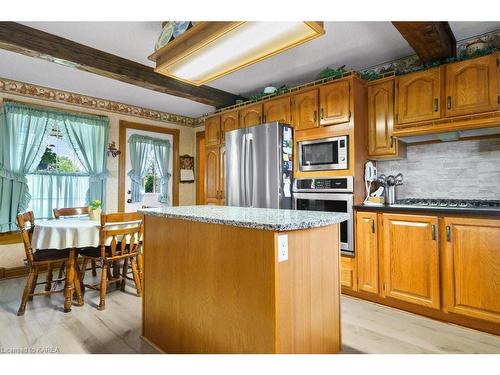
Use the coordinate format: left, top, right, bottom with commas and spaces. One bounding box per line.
29, 268, 39, 301
73, 263, 84, 305
80, 258, 88, 283
57, 261, 65, 283
45, 263, 53, 292
18, 268, 36, 316
98, 261, 108, 311
137, 252, 143, 284
130, 258, 142, 297
91, 260, 97, 277
121, 259, 128, 291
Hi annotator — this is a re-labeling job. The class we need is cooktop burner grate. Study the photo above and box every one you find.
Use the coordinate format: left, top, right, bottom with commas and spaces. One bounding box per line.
394, 198, 500, 209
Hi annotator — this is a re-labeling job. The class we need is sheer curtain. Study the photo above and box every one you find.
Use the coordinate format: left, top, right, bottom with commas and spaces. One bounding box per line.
152, 139, 172, 204
0, 103, 53, 232
127, 135, 153, 203
62, 114, 109, 208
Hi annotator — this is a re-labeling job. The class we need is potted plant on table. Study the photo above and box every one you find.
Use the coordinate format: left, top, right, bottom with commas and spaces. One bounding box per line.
88, 199, 102, 221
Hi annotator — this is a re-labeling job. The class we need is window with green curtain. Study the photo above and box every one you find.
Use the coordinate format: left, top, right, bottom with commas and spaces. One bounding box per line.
0, 102, 109, 231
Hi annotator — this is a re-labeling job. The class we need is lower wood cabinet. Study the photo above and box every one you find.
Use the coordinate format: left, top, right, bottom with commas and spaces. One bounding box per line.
355, 211, 379, 294
382, 213, 440, 309
340, 256, 357, 290
442, 217, 500, 324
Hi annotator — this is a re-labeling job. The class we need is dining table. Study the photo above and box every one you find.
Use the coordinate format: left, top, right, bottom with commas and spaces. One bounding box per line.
31, 217, 100, 312
31, 216, 143, 312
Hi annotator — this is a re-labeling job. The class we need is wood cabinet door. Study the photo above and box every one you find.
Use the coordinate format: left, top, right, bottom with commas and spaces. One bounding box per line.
442, 217, 500, 324
382, 213, 440, 309
445, 54, 499, 117
221, 111, 239, 145
205, 116, 221, 147
340, 256, 357, 290
396, 67, 442, 124
219, 146, 226, 205
239, 103, 263, 128
368, 80, 397, 157
356, 211, 379, 294
263, 97, 291, 124
204, 146, 220, 205
319, 80, 351, 126
291, 89, 319, 131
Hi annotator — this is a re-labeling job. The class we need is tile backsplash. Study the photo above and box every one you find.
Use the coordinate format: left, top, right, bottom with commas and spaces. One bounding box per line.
376, 139, 500, 200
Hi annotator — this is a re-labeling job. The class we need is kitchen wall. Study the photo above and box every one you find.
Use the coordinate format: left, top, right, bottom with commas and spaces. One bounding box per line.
0, 91, 196, 270
376, 138, 500, 200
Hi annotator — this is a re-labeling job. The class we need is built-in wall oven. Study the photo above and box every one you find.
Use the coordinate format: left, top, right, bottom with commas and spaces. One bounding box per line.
293, 176, 354, 256
298, 135, 348, 172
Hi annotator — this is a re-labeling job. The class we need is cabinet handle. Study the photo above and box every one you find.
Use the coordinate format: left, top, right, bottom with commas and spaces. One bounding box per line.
258, 115, 262, 123
320, 108, 324, 120
263, 115, 267, 123
371, 219, 375, 234
216, 131, 220, 142
433, 98, 439, 112
431, 225, 436, 240
446, 225, 451, 242
390, 136, 394, 148
447, 96, 452, 110
313, 110, 317, 122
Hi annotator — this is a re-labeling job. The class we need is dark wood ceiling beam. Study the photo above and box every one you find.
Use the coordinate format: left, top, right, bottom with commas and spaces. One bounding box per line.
392, 22, 456, 63
0, 22, 243, 108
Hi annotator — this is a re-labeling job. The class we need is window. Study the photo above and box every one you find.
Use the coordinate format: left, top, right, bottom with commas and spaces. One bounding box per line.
143, 155, 160, 194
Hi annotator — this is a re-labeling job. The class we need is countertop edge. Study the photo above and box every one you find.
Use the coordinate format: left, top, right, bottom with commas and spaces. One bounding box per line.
353, 204, 500, 217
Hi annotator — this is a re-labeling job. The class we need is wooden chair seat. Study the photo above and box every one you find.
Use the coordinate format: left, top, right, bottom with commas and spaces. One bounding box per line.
32, 249, 70, 262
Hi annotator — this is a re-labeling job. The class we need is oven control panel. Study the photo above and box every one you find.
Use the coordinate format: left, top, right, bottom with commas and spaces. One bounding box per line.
293, 176, 353, 193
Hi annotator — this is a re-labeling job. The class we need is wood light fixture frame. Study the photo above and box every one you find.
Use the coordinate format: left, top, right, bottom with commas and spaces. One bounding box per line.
118, 120, 180, 211
149, 22, 325, 86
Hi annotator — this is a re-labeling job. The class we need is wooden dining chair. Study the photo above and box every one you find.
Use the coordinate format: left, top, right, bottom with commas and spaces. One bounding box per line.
53, 207, 97, 278
79, 212, 143, 310
16, 211, 81, 315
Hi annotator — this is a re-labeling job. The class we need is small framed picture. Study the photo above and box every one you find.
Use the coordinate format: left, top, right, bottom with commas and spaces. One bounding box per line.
180, 154, 195, 183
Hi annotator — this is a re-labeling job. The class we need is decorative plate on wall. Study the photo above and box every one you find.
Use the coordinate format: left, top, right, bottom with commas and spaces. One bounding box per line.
172, 21, 191, 38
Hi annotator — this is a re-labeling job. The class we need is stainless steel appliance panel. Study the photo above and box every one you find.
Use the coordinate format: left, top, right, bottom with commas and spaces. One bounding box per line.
225, 127, 247, 207
246, 123, 280, 208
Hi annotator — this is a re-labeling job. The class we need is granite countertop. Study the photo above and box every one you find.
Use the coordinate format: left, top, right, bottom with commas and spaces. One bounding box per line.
139, 205, 349, 231
353, 204, 500, 217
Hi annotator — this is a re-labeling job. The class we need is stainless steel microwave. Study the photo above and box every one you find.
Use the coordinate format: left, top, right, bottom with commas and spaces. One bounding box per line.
298, 136, 348, 171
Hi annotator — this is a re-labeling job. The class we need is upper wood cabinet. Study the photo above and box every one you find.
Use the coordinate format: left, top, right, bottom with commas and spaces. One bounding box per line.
205, 116, 221, 147
442, 217, 500, 324
204, 146, 220, 205
221, 110, 239, 144
445, 54, 499, 117
239, 103, 263, 128
356, 211, 379, 294
263, 97, 291, 124
396, 67, 442, 125
319, 80, 351, 126
291, 89, 319, 131
382, 213, 440, 309
367, 79, 403, 159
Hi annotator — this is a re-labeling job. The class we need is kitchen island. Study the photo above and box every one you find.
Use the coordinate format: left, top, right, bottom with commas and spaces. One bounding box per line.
139, 205, 349, 354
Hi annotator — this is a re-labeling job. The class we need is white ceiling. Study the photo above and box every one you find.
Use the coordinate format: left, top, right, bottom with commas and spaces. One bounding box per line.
0, 21, 498, 118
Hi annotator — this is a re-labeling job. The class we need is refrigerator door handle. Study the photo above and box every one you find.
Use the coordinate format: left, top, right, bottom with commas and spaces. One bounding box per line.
240, 133, 247, 207
247, 135, 254, 207
245, 133, 253, 207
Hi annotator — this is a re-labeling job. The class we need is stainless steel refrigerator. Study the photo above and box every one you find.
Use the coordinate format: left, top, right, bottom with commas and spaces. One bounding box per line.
225, 122, 294, 209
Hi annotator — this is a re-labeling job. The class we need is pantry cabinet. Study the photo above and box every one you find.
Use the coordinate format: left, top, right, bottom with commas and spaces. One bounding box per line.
319, 80, 351, 126
396, 67, 442, 125
381, 213, 440, 309
445, 54, 499, 117
204, 146, 224, 205
205, 115, 221, 147
355, 211, 379, 294
442, 217, 500, 323
263, 97, 291, 124
367, 79, 405, 159
239, 103, 263, 128
291, 89, 319, 131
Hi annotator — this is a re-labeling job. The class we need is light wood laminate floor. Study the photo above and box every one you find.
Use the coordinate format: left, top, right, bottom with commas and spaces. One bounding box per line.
0, 274, 499, 354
